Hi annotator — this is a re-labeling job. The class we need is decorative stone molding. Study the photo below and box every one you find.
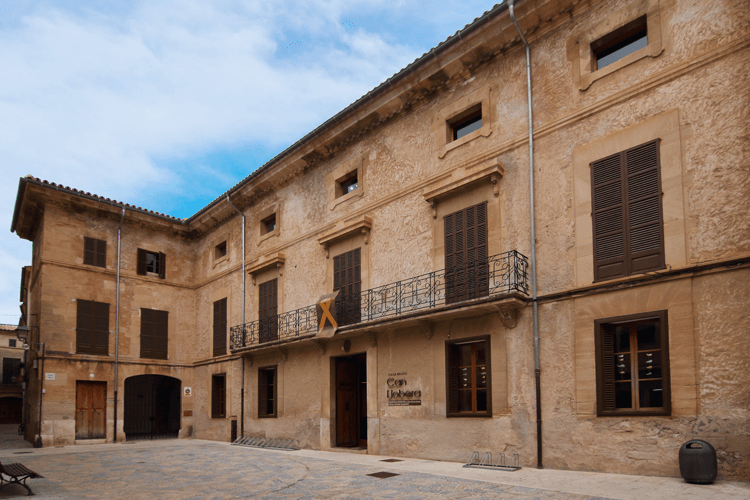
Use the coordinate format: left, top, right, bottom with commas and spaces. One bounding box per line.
494, 304, 517, 329
318, 216, 372, 258
247, 253, 285, 285
418, 321, 434, 340
327, 155, 368, 211
433, 84, 496, 159
423, 160, 504, 218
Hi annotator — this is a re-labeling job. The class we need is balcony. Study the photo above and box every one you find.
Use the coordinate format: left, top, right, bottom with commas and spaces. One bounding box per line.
230, 250, 529, 351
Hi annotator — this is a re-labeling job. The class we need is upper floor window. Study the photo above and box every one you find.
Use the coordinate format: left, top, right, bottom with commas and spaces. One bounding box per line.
76, 299, 109, 355
137, 248, 166, 279
592, 15, 647, 70
261, 214, 277, 234
9, 339, 17, 347
84, 237, 107, 268
450, 105, 482, 141
446, 336, 491, 417
213, 298, 227, 357
591, 139, 664, 281
140, 308, 168, 360
333, 248, 361, 326
595, 310, 670, 416
336, 171, 359, 198
444, 202, 489, 304
215, 241, 227, 259
258, 366, 277, 418
258, 279, 278, 344
211, 373, 226, 418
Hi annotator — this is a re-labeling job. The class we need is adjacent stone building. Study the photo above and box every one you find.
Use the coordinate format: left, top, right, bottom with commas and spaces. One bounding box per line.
10, 0, 750, 480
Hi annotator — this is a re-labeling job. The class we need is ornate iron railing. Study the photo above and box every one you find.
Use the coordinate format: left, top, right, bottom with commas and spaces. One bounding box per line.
230, 250, 528, 350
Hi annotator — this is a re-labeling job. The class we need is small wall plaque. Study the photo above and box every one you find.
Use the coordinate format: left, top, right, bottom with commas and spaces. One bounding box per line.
45, 373, 55, 380
183, 410, 193, 417
184, 387, 192, 397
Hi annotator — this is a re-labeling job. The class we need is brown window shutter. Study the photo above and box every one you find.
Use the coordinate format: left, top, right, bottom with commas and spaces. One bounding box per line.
76, 300, 93, 353
84, 237, 95, 266
137, 249, 147, 275
591, 153, 627, 281
447, 344, 460, 415
333, 249, 361, 325
158, 252, 166, 279
258, 279, 278, 343
93, 302, 109, 355
95, 239, 107, 268
153, 310, 168, 360
597, 323, 617, 413
258, 369, 268, 416
140, 308, 153, 359
624, 140, 664, 273
213, 298, 227, 356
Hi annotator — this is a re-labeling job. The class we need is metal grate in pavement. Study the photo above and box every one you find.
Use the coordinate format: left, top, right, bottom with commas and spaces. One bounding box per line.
367, 471, 400, 479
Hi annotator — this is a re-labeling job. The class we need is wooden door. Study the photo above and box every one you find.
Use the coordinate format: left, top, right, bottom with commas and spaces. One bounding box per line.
75, 381, 106, 439
335, 357, 358, 447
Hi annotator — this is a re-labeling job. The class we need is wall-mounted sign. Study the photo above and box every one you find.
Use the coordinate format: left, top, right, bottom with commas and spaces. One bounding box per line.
183, 387, 192, 397
45, 373, 55, 380
386, 373, 421, 406
183, 410, 193, 417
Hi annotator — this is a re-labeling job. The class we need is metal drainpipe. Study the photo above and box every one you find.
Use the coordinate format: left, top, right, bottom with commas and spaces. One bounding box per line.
113, 207, 125, 442
35, 341, 45, 448
226, 196, 246, 437
508, 0, 542, 469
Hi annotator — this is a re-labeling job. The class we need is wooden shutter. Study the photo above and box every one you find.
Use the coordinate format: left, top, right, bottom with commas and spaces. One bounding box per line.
158, 252, 166, 279
140, 308, 153, 359
445, 202, 488, 303
137, 249, 147, 275
212, 374, 225, 418
213, 298, 227, 356
95, 239, 106, 267
153, 310, 168, 360
625, 140, 664, 273
84, 237, 95, 266
333, 249, 361, 326
93, 302, 109, 355
258, 279, 278, 343
258, 369, 268, 416
447, 344, 460, 415
591, 139, 664, 281
77, 300, 93, 353
596, 323, 617, 414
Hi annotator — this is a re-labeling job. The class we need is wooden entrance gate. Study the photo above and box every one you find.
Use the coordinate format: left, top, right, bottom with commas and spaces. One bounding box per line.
124, 375, 181, 440
75, 381, 106, 439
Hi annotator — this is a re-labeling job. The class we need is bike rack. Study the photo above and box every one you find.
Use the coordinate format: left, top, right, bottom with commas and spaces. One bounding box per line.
464, 451, 521, 471
232, 436, 300, 451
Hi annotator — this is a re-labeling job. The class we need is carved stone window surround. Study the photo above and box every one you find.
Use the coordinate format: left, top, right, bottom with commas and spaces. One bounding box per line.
247, 253, 285, 285
318, 215, 372, 258
433, 84, 496, 159
423, 160, 504, 219
327, 155, 368, 211
257, 202, 281, 246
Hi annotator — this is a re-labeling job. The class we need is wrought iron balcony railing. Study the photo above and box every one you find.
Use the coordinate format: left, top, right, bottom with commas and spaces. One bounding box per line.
230, 250, 528, 350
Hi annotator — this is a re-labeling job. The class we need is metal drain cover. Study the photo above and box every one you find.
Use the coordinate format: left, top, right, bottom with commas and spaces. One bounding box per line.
367, 472, 400, 479
380, 459, 403, 463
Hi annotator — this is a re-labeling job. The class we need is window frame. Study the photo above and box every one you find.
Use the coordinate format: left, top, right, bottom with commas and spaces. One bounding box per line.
258, 365, 278, 418
215, 241, 227, 260
445, 335, 492, 418
211, 373, 226, 418
140, 308, 168, 360
84, 237, 107, 268
449, 104, 483, 142
595, 310, 671, 417
333, 248, 361, 326
444, 202, 489, 304
592, 15, 648, 71
213, 298, 227, 357
137, 248, 166, 279
76, 299, 109, 355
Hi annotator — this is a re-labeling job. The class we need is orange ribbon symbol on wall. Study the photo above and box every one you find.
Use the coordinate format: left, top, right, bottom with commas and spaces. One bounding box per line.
316, 290, 339, 338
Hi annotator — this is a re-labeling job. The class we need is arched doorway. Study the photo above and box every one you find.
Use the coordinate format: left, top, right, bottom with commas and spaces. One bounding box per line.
124, 375, 181, 440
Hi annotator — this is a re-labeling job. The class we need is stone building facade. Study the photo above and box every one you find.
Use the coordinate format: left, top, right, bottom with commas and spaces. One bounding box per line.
10, 0, 750, 480
0, 325, 25, 424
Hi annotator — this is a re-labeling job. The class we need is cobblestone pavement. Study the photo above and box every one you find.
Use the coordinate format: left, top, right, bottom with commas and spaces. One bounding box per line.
0, 424, 32, 450
0, 440, 747, 500
0, 440, 611, 500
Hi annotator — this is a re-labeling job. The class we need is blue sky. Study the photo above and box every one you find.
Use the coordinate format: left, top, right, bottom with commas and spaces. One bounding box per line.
0, 0, 499, 323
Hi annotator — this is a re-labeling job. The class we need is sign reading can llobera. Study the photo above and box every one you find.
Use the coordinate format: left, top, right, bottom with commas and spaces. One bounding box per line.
386, 373, 421, 406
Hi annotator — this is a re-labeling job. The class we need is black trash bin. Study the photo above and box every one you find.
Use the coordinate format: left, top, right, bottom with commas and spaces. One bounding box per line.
679, 439, 717, 484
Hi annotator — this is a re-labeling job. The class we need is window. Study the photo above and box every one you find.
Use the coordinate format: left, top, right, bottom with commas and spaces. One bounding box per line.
450, 105, 482, 141
592, 16, 647, 70
336, 171, 359, 198
76, 299, 109, 355
258, 279, 278, 344
215, 241, 227, 259
333, 248, 361, 326
213, 298, 227, 356
595, 311, 670, 416
211, 373, 226, 418
444, 202, 489, 304
2, 358, 21, 384
84, 237, 107, 268
258, 366, 277, 418
591, 139, 665, 281
140, 308, 168, 360
446, 336, 491, 417
261, 214, 277, 235
9, 339, 16, 347
137, 248, 166, 279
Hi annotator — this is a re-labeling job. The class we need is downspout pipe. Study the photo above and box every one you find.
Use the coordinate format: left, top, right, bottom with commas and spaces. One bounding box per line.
114, 207, 125, 442
226, 196, 246, 437
508, 0, 542, 469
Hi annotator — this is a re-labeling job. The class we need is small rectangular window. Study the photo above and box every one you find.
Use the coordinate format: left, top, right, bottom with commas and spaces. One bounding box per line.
592, 16, 648, 70
215, 241, 227, 259
595, 311, 670, 416
261, 214, 277, 235
446, 336, 491, 417
137, 248, 166, 278
84, 237, 107, 268
258, 366, 277, 418
211, 373, 226, 418
336, 172, 359, 198
9, 339, 17, 347
450, 105, 482, 141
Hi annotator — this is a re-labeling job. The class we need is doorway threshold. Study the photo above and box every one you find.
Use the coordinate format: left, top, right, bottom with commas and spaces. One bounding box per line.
330, 447, 368, 455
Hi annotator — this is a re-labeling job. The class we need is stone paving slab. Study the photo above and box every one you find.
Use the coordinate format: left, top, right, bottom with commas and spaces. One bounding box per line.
0, 439, 747, 499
